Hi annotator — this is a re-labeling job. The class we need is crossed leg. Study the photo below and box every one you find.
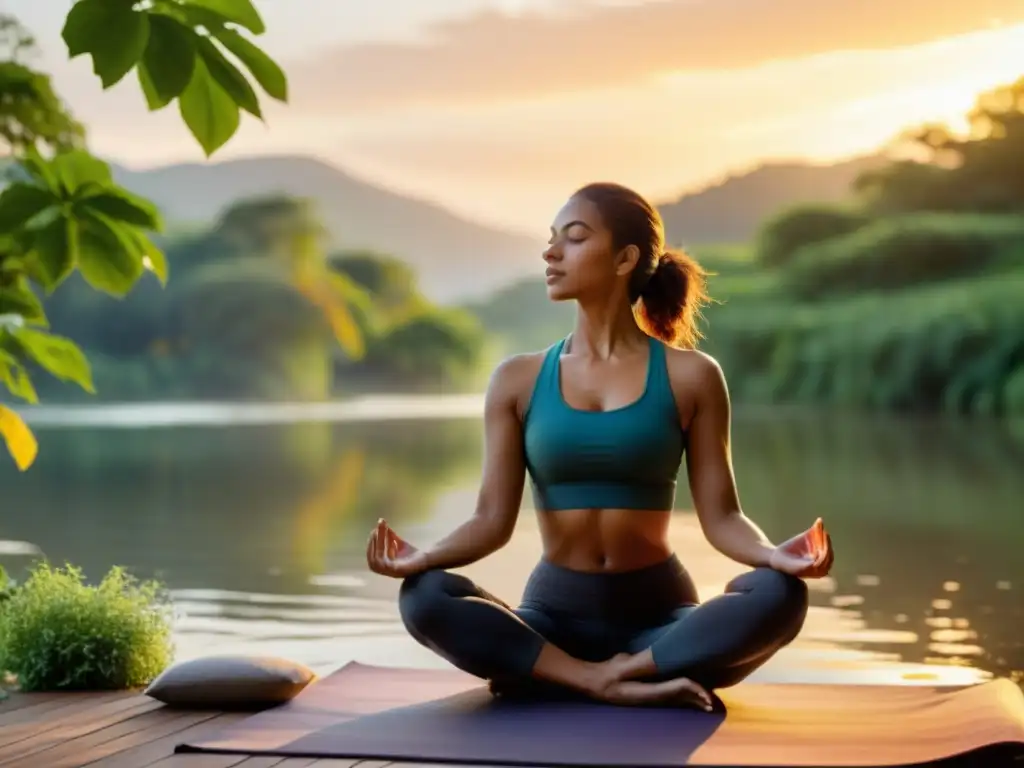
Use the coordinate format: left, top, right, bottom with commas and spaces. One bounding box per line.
398, 568, 561, 681
398, 565, 809, 700
623, 567, 810, 690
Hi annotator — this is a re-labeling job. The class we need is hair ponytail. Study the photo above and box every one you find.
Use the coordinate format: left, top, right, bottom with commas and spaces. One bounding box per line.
572, 182, 712, 348
635, 247, 709, 349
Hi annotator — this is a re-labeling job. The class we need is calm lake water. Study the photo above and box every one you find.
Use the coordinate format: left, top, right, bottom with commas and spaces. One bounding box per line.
2, 397, 1022, 689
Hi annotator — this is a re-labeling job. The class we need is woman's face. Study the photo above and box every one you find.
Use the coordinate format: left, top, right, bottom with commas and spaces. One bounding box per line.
543, 195, 635, 302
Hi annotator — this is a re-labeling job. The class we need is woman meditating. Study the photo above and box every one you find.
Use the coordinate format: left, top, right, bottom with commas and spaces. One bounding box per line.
365, 182, 834, 711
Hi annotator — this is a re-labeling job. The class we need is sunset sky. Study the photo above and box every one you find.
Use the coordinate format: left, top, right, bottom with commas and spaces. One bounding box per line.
17, 0, 1024, 232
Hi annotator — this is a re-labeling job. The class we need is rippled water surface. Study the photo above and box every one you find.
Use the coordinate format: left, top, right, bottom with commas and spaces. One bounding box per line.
2, 399, 1021, 687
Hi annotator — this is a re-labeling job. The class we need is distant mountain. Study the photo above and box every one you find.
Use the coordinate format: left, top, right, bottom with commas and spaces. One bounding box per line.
658, 154, 888, 246
111, 155, 542, 303
110, 152, 890, 302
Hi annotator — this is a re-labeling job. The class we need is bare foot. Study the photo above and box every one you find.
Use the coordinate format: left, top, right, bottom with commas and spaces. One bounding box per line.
583, 653, 633, 696
599, 676, 714, 711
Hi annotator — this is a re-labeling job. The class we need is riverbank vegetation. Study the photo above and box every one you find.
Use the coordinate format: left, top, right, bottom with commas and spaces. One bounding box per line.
30, 195, 487, 403
3, 6, 1022, 483
473, 76, 1024, 418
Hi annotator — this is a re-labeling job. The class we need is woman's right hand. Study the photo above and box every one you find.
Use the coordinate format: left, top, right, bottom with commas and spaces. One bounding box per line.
366, 518, 429, 578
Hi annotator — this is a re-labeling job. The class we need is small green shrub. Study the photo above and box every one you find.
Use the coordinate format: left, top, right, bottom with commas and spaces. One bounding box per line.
0, 565, 15, 606
0, 563, 173, 691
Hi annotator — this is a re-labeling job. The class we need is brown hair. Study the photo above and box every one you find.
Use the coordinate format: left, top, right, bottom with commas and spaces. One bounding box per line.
573, 182, 710, 348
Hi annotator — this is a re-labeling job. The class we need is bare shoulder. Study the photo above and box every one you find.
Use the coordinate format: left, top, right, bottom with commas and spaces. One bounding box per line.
662, 346, 730, 421
486, 349, 549, 418
664, 346, 727, 391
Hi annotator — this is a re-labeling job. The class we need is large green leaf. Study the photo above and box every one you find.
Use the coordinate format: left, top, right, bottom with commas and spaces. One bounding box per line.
0, 283, 46, 325
0, 254, 28, 277
183, 0, 265, 35
138, 62, 163, 112
124, 229, 169, 285
0, 349, 39, 404
213, 27, 287, 101
75, 211, 145, 295
178, 55, 240, 156
50, 151, 114, 197
0, 183, 56, 235
195, 36, 262, 118
62, 0, 150, 89
139, 14, 197, 109
28, 216, 77, 292
9, 327, 94, 393
18, 148, 61, 192
77, 188, 164, 231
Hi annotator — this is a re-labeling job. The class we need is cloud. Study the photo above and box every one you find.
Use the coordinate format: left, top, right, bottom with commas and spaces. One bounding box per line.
289, 0, 1024, 112
327, 21, 1024, 230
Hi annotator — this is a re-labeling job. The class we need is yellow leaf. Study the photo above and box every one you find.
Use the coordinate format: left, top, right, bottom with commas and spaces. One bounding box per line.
320, 295, 365, 359
289, 266, 364, 359
0, 404, 38, 471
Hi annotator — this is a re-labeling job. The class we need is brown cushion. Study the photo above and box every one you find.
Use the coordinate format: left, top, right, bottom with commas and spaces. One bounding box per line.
144, 655, 317, 710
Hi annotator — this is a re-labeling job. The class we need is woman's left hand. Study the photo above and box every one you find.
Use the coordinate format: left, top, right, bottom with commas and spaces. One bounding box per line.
768, 518, 834, 579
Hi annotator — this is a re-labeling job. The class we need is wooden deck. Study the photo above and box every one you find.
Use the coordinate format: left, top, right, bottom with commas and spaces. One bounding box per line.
0, 689, 476, 768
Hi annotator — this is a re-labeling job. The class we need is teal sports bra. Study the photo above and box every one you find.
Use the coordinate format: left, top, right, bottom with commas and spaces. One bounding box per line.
523, 335, 686, 512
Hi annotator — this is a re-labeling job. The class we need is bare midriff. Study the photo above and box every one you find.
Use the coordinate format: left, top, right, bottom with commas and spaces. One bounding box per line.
536, 507, 673, 572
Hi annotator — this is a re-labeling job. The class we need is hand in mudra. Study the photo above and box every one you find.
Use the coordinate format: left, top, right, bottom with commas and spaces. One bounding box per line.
769, 517, 834, 579
366, 518, 428, 578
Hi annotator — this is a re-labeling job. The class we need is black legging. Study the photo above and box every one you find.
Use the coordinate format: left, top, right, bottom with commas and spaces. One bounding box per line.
398, 554, 809, 693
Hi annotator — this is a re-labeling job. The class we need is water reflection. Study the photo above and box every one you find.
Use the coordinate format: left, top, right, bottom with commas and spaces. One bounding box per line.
0, 403, 1020, 685
716, 411, 1023, 684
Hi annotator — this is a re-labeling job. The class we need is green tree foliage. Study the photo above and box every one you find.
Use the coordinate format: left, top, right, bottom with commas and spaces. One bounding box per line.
701, 271, 1024, 416
755, 203, 869, 268
854, 76, 1024, 215
62, 0, 287, 155
215, 195, 322, 255
0, 0, 341, 470
467, 74, 1024, 418
29, 198, 486, 402
361, 309, 487, 389
782, 213, 1024, 299
0, 148, 169, 468
0, 16, 85, 155
329, 249, 422, 318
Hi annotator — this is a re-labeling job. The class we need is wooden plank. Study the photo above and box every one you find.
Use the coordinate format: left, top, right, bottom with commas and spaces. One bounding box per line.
1, 694, 160, 754
0, 691, 130, 730
80, 711, 248, 768
152, 757, 371, 768
0, 691, 69, 714
144, 755, 252, 768
3, 708, 216, 768
0, 697, 527, 768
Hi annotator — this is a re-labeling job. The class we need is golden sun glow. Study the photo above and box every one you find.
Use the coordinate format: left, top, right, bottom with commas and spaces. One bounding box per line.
73, 12, 1024, 232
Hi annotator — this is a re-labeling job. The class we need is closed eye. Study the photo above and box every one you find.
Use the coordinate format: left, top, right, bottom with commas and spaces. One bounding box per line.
550, 219, 594, 242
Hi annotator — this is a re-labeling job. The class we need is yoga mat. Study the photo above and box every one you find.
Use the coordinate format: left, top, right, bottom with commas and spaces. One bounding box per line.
176, 661, 1024, 767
